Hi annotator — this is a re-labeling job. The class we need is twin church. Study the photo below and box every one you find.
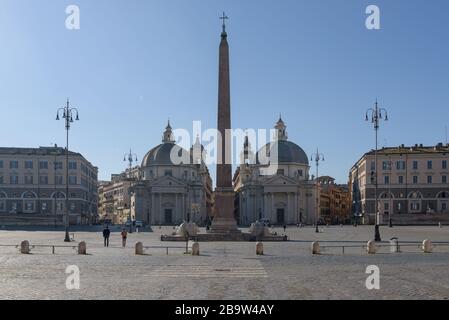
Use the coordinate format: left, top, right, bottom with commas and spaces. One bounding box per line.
104, 20, 317, 227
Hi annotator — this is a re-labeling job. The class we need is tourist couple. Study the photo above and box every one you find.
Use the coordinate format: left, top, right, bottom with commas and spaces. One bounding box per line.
102, 226, 128, 248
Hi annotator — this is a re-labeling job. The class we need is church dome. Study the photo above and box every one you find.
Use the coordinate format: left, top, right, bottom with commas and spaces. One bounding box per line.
255, 116, 309, 165
141, 142, 190, 167
256, 140, 309, 165
141, 120, 191, 167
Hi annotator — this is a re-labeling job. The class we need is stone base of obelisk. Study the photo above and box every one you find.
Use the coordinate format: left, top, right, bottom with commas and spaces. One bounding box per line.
161, 188, 288, 242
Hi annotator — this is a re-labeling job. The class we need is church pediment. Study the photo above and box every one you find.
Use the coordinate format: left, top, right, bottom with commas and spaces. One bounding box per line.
152, 175, 187, 187
263, 175, 298, 186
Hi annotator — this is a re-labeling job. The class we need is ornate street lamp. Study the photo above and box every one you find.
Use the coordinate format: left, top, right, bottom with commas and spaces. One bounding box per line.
56, 98, 79, 242
311, 149, 324, 233
365, 100, 389, 242
123, 149, 138, 233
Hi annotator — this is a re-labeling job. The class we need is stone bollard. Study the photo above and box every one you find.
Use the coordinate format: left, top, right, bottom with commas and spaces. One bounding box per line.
135, 242, 144, 255
191, 242, 200, 256
389, 238, 400, 253
422, 239, 433, 253
367, 240, 377, 254
311, 241, 320, 255
20, 240, 30, 254
78, 241, 87, 255
256, 242, 264, 255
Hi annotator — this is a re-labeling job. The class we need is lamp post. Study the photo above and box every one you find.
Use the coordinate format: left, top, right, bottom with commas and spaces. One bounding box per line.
365, 100, 388, 242
123, 149, 138, 233
56, 98, 79, 242
311, 148, 324, 233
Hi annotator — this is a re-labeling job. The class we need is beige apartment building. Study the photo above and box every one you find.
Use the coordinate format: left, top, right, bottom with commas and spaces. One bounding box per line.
318, 176, 351, 224
349, 143, 449, 225
98, 175, 135, 225
0, 146, 98, 226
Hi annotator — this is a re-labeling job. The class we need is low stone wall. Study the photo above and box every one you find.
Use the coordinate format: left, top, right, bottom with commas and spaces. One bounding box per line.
390, 214, 449, 226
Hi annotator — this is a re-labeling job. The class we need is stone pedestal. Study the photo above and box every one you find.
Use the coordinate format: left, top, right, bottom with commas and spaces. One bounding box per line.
20, 241, 30, 254
256, 242, 264, 255
78, 242, 87, 255
135, 242, 144, 255
210, 187, 239, 234
311, 241, 320, 255
367, 240, 377, 254
422, 239, 433, 253
191, 242, 200, 256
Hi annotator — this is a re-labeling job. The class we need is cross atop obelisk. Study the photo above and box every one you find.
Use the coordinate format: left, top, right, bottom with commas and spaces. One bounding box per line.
220, 12, 229, 34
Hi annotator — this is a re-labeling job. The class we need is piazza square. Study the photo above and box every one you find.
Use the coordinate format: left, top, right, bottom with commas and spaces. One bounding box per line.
0, 225, 448, 300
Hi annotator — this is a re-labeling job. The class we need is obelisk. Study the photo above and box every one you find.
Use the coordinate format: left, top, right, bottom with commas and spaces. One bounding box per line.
210, 13, 239, 233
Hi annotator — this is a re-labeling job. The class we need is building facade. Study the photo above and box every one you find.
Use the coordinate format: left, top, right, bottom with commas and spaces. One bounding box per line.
0, 146, 98, 225
349, 143, 449, 225
97, 122, 214, 226
317, 176, 350, 224
98, 177, 134, 225
233, 117, 317, 226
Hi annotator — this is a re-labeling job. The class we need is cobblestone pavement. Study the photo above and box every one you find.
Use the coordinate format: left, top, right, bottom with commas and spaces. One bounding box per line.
0, 226, 448, 300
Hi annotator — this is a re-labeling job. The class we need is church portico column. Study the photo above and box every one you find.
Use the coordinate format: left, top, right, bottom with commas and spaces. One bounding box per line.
151, 193, 155, 225
287, 192, 291, 224
271, 193, 275, 223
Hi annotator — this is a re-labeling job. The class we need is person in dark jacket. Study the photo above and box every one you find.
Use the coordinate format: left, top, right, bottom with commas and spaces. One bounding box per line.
103, 226, 111, 247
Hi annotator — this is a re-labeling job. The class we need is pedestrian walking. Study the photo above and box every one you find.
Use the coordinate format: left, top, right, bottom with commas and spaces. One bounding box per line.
283, 225, 286, 233
121, 229, 128, 248
103, 226, 111, 247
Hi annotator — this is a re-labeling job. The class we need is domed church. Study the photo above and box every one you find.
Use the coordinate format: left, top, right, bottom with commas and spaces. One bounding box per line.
130, 121, 213, 226
233, 116, 317, 225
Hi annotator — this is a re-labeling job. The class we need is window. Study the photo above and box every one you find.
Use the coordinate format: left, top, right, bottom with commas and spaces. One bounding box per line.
0, 160, 3, 168
384, 176, 390, 184
398, 176, 404, 184
24, 161, 33, 169
384, 203, 389, 210
427, 176, 433, 184
39, 176, 48, 185
0, 176, 3, 184
10, 175, 19, 184
164, 170, 172, 177
427, 161, 433, 170
41, 203, 47, 211
277, 169, 285, 175
413, 161, 418, 170
410, 202, 420, 211
39, 161, 48, 170
443, 160, 448, 170
413, 176, 418, 184
54, 162, 63, 170
396, 161, 406, 170
370, 161, 375, 171
55, 175, 63, 185
443, 176, 448, 184
69, 176, 77, 185
25, 175, 33, 184
68, 161, 77, 170
298, 170, 303, 177
382, 161, 391, 170
10, 161, 18, 169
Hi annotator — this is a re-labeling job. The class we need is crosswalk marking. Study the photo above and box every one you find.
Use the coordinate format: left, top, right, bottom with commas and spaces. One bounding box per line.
148, 265, 268, 278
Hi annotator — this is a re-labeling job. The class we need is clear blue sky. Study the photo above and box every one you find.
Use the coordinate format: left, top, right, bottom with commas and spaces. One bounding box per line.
1, 0, 448, 183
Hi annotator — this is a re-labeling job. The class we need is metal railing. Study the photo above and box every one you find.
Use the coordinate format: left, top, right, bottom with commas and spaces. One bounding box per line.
318, 241, 449, 254
142, 245, 189, 255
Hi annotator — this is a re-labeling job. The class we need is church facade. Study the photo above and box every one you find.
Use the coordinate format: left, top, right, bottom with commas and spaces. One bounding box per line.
129, 122, 213, 226
233, 117, 317, 226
